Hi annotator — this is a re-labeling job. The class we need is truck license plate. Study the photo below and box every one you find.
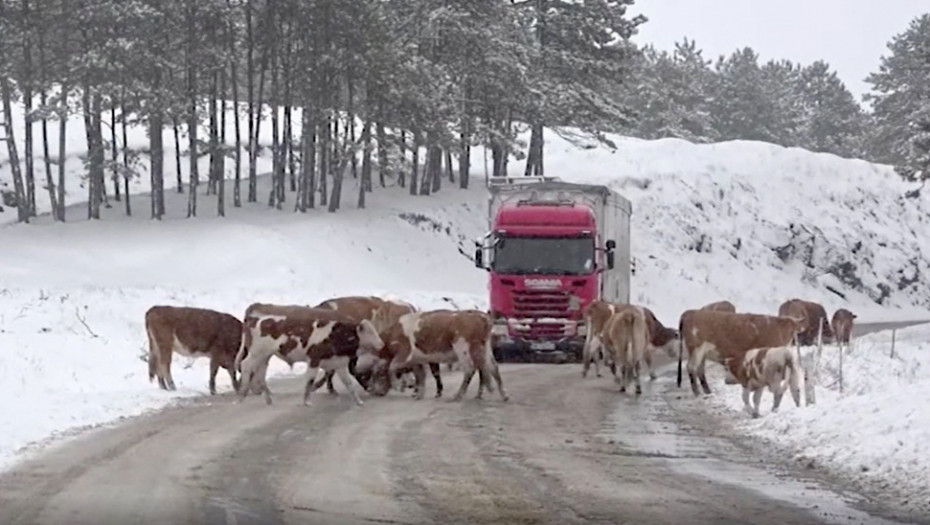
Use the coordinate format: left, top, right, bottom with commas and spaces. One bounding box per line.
530, 341, 556, 351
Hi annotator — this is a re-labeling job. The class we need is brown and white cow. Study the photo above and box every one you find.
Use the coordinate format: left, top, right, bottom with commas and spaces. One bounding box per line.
234, 303, 307, 397
701, 300, 736, 313
237, 304, 384, 406
583, 300, 679, 381
677, 310, 801, 396
831, 308, 857, 347
778, 298, 834, 346
722, 345, 802, 418
581, 300, 619, 378
311, 295, 443, 397
145, 305, 241, 395
369, 310, 508, 402
602, 305, 649, 395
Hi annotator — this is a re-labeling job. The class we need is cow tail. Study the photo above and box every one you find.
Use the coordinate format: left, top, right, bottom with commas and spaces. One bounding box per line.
676, 318, 684, 388
786, 346, 802, 407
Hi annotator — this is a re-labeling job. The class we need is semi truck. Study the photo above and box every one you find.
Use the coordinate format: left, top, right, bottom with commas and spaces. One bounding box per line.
474, 176, 633, 362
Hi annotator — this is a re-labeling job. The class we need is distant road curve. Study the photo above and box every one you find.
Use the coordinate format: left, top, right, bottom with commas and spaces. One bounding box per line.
852, 319, 930, 338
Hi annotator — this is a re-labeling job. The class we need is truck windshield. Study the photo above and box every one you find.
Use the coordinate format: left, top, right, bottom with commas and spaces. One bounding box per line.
492, 236, 595, 275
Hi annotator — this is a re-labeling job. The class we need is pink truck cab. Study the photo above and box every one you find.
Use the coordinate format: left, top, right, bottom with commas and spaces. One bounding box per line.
474, 176, 632, 362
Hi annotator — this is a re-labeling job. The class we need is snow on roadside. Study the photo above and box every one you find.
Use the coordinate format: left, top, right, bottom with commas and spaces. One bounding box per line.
701, 324, 930, 516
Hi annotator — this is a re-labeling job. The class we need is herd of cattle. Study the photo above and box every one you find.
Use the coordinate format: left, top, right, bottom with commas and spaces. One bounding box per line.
145, 296, 509, 407
581, 298, 856, 417
144, 295, 856, 418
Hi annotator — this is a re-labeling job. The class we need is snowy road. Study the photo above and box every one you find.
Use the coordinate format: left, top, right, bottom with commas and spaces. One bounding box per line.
0, 362, 915, 525
853, 320, 930, 338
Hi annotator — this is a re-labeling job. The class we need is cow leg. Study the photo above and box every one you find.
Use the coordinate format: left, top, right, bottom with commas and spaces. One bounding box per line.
487, 360, 509, 402
227, 365, 239, 393
209, 357, 220, 395
335, 365, 364, 406
430, 362, 443, 398
582, 337, 600, 378
411, 365, 427, 400
685, 348, 702, 397
302, 366, 322, 406
741, 386, 753, 415
633, 361, 643, 395
325, 370, 337, 394
644, 348, 657, 381
697, 359, 712, 395
453, 367, 477, 401
751, 388, 764, 418
771, 385, 785, 413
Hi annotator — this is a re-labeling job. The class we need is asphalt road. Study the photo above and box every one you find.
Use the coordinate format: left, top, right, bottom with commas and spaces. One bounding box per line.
0, 361, 919, 525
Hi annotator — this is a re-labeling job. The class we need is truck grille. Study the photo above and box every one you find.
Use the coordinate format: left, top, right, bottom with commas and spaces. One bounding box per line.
511, 290, 572, 318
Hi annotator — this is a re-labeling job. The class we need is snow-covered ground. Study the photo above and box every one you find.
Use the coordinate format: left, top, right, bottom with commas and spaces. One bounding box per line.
2, 108, 930, 513
700, 326, 930, 515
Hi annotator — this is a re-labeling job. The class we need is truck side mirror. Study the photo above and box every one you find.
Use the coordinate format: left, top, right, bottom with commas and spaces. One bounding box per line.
474, 247, 484, 268
605, 239, 616, 269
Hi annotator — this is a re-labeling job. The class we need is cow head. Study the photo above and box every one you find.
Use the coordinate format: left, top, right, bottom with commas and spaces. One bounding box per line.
356, 319, 384, 356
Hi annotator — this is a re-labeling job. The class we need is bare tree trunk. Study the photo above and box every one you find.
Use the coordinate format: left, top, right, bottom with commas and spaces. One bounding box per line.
218, 68, 226, 217
525, 123, 544, 176
285, 105, 295, 192
227, 0, 241, 207
21, 0, 36, 217
173, 117, 183, 192
208, 68, 219, 196
306, 116, 316, 209
409, 131, 420, 195
56, 83, 67, 221
358, 120, 371, 208
150, 104, 165, 220
84, 90, 105, 220
0, 74, 28, 222
376, 120, 388, 188
108, 105, 120, 202
319, 115, 329, 206
348, 80, 357, 180
120, 94, 131, 216
253, 46, 268, 202
186, 0, 199, 218
37, 30, 58, 220
429, 143, 441, 193
246, 0, 257, 202
445, 149, 454, 183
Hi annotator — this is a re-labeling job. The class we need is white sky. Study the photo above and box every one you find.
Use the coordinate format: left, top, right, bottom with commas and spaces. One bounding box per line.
629, 0, 927, 104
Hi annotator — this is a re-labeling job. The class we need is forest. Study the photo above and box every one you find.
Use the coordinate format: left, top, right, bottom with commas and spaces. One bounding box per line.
0, 1, 927, 223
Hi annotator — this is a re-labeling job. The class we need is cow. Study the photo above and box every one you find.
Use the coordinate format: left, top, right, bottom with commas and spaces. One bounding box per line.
777, 298, 834, 346
722, 345, 802, 418
701, 300, 736, 313
368, 310, 508, 402
641, 307, 679, 380
237, 305, 384, 406
581, 300, 619, 378
234, 303, 306, 398
677, 309, 801, 396
145, 306, 241, 395
831, 308, 857, 347
312, 296, 443, 397
602, 305, 648, 395
583, 300, 678, 381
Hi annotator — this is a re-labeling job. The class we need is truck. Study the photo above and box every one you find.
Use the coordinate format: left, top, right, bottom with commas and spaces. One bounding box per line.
474, 176, 633, 363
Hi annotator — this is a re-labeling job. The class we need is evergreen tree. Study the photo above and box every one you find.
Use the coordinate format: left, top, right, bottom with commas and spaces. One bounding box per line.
866, 14, 930, 180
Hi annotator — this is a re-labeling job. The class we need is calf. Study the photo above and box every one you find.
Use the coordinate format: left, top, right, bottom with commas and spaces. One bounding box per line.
145, 305, 241, 395
831, 308, 857, 347
778, 298, 833, 345
369, 310, 508, 402
313, 295, 443, 397
234, 303, 307, 398
677, 310, 801, 396
701, 300, 736, 313
237, 305, 384, 406
723, 345, 802, 418
603, 306, 648, 395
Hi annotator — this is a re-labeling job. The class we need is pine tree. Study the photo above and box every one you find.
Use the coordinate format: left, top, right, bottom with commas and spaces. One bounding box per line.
866, 14, 930, 180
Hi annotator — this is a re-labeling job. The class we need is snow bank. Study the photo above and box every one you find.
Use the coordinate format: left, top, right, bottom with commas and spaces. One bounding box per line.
526, 131, 930, 323
0, 178, 486, 469
701, 326, 930, 515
